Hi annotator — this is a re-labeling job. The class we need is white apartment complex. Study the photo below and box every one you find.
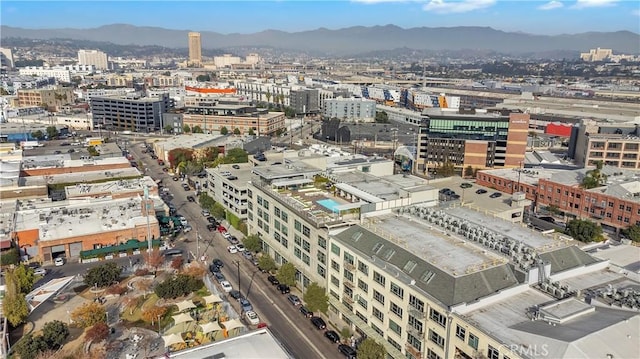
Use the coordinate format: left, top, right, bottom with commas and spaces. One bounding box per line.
77, 49, 108, 70
324, 97, 376, 122
206, 163, 252, 221
19, 67, 71, 82
214, 54, 241, 68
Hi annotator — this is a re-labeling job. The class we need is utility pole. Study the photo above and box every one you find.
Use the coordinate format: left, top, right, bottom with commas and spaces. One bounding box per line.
145, 186, 152, 253
235, 260, 241, 296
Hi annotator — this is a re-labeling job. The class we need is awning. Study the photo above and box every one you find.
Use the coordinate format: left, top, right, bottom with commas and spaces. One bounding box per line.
221, 318, 244, 330
202, 294, 223, 305
272, 178, 314, 187
172, 313, 194, 325
162, 333, 185, 347
199, 321, 222, 334
175, 300, 196, 312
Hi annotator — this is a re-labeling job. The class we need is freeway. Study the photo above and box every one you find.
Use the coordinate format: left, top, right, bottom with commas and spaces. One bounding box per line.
127, 142, 344, 359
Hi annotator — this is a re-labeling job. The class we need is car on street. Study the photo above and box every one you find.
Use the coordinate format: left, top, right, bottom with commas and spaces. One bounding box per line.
232, 164, 240, 169
187, 196, 195, 202
220, 280, 233, 293
54, 257, 65, 266
212, 258, 224, 268
207, 217, 218, 224
229, 290, 242, 301
214, 272, 226, 283
338, 344, 357, 358
183, 225, 192, 233
267, 275, 280, 285
33, 267, 47, 276
476, 189, 488, 194
228, 236, 239, 245
242, 251, 253, 260
236, 244, 246, 252
172, 176, 179, 181
227, 245, 238, 254
278, 284, 291, 294
310, 316, 326, 330
287, 294, 301, 306
300, 306, 314, 318
239, 298, 253, 312
245, 310, 260, 325
460, 182, 472, 188
202, 209, 210, 217
439, 188, 451, 194
217, 225, 227, 233
223, 232, 232, 240
490, 192, 503, 198
325, 330, 340, 343
207, 224, 216, 231
209, 264, 221, 274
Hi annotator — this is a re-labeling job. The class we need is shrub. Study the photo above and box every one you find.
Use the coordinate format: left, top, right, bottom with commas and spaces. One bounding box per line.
105, 284, 127, 296
154, 274, 203, 299
41, 320, 69, 349
171, 257, 183, 270
70, 302, 106, 328
85, 322, 110, 343
135, 268, 150, 276
14, 334, 48, 359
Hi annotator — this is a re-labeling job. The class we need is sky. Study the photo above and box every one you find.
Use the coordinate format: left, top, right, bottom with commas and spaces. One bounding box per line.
1, 0, 639, 35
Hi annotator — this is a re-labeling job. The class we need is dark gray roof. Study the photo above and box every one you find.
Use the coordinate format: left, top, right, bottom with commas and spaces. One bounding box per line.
334, 225, 522, 308
539, 246, 600, 274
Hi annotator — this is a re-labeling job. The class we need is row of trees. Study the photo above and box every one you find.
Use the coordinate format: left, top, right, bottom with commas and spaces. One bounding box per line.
154, 274, 203, 299
3, 264, 36, 326
30, 126, 60, 141
165, 124, 256, 137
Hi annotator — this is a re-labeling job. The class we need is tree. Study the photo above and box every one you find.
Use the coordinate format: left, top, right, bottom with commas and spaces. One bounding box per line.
357, 338, 386, 359
436, 161, 456, 177
243, 234, 262, 253
137, 278, 154, 298
182, 263, 206, 278
171, 256, 184, 270
248, 128, 255, 136
258, 255, 277, 273
223, 148, 248, 164
303, 282, 329, 314
565, 219, 604, 242
192, 125, 204, 133
31, 130, 45, 140
621, 224, 640, 242
85, 322, 110, 343
202, 147, 219, 162
163, 124, 174, 134
3, 271, 29, 326
142, 305, 167, 325
14, 264, 36, 293
276, 262, 297, 286
212, 202, 226, 220
41, 320, 69, 349
340, 327, 351, 342
14, 334, 48, 359
70, 302, 107, 328
154, 274, 203, 299
220, 126, 229, 135
84, 262, 122, 288
581, 161, 607, 189
375, 111, 389, 123
144, 249, 164, 273
464, 166, 474, 178
45, 126, 59, 139
183, 124, 191, 133
0, 247, 19, 265
196, 74, 211, 82
233, 128, 241, 135
167, 148, 194, 169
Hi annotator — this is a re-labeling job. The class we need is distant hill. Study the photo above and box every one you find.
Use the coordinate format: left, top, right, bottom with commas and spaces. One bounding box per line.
1, 24, 638, 56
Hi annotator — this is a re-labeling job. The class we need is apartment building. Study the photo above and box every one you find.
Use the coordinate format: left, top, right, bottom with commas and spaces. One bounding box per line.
214, 54, 241, 68
573, 119, 640, 169
179, 102, 286, 136
90, 93, 173, 132
77, 49, 108, 70
205, 163, 252, 221
15, 86, 75, 111
18, 67, 71, 82
476, 166, 640, 233
234, 81, 291, 105
289, 88, 320, 115
324, 97, 376, 122
415, 111, 529, 173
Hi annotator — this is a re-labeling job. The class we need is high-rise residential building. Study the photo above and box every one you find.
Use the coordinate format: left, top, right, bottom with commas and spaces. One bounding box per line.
188, 32, 202, 64
77, 50, 108, 70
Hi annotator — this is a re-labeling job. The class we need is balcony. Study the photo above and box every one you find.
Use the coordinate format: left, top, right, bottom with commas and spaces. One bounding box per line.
344, 261, 355, 271
343, 279, 355, 289
406, 325, 424, 337
409, 307, 426, 319
405, 343, 423, 359
343, 295, 354, 304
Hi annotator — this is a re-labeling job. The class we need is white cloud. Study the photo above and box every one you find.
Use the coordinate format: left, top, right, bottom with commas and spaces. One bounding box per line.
538, 1, 564, 10
573, 0, 618, 8
422, 0, 497, 14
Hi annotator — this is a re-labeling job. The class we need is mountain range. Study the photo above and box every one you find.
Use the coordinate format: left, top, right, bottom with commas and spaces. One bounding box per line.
1, 24, 638, 56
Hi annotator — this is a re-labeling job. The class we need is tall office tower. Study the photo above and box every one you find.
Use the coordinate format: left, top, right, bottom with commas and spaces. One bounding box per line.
188, 32, 202, 64
77, 49, 108, 70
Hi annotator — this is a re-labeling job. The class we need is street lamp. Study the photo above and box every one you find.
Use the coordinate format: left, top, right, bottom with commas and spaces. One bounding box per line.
157, 314, 161, 335
234, 260, 241, 297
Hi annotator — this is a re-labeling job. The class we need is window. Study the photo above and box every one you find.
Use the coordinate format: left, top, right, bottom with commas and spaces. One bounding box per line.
407, 334, 423, 352
281, 238, 288, 248
331, 243, 341, 255
317, 265, 326, 278
257, 208, 263, 218
468, 333, 479, 350
263, 199, 269, 210
409, 295, 424, 312
274, 220, 280, 231
344, 252, 354, 265
408, 315, 424, 334
371, 323, 383, 336
390, 282, 404, 299
294, 234, 302, 246
387, 338, 401, 351
389, 319, 402, 335
355, 311, 368, 324
263, 225, 270, 234
429, 308, 447, 327
294, 247, 301, 259
390, 302, 403, 318
455, 325, 466, 340
281, 225, 288, 236
357, 279, 368, 293
331, 275, 340, 287
294, 220, 302, 231
357, 296, 368, 310
429, 329, 445, 348
426, 349, 442, 359
281, 211, 288, 222
274, 232, 281, 242
257, 195, 263, 206
487, 345, 499, 359
317, 251, 326, 264
318, 236, 327, 249
302, 225, 310, 237
343, 269, 354, 282
274, 207, 281, 218
373, 290, 385, 304
302, 240, 310, 253
263, 213, 270, 222
373, 271, 386, 286
358, 261, 369, 275
302, 253, 310, 266
331, 260, 340, 271
372, 307, 384, 321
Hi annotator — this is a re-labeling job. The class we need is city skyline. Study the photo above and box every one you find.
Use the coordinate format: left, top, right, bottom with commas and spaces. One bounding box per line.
1, 0, 639, 36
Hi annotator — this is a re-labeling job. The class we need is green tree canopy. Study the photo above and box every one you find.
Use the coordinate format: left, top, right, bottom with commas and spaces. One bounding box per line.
436, 161, 456, 177
222, 148, 248, 164
192, 125, 204, 133
303, 282, 329, 314
276, 262, 297, 286
211, 202, 226, 220
14, 334, 48, 359
196, 74, 211, 82
84, 262, 122, 288
233, 128, 241, 135
220, 126, 229, 135
248, 128, 255, 136
357, 338, 387, 359
375, 111, 389, 123
13, 264, 36, 294
243, 234, 262, 253
163, 124, 174, 134
581, 161, 607, 189
183, 124, 191, 133
464, 165, 474, 177
45, 126, 59, 139
621, 224, 640, 242
42, 320, 69, 349
31, 130, 45, 140
258, 255, 277, 273
202, 147, 219, 162
565, 219, 604, 242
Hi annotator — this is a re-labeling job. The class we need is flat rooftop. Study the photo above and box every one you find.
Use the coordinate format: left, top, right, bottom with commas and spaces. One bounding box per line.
588, 243, 640, 274
14, 196, 158, 241
0, 200, 17, 242
331, 172, 434, 202
480, 167, 561, 186
500, 96, 640, 122
64, 176, 156, 198
22, 167, 142, 186
20, 155, 130, 170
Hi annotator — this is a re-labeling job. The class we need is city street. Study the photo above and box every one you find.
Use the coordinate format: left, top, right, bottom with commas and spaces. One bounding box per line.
127, 142, 344, 359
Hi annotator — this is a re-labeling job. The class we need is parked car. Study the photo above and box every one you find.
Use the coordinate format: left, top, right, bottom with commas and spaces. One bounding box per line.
214, 272, 226, 283
54, 257, 65, 266
245, 310, 260, 325
209, 264, 221, 274
33, 267, 47, 276
267, 275, 280, 286
490, 192, 503, 198
229, 290, 242, 301
277, 284, 290, 294
202, 209, 210, 217
287, 294, 301, 306
242, 251, 253, 260
236, 244, 246, 252
239, 298, 253, 312
310, 316, 326, 330
227, 245, 238, 254
207, 224, 216, 231
220, 280, 233, 293
325, 330, 340, 343
186, 196, 195, 202
476, 189, 488, 194
232, 164, 240, 169
183, 225, 192, 233
300, 306, 314, 318
212, 258, 224, 268
338, 344, 357, 358
460, 182, 472, 188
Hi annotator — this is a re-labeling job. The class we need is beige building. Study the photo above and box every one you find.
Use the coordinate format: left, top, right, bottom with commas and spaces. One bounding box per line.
188, 32, 202, 65
580, 48, 613, 62
214, 54, 241, 68
573, 119, 640, 169
16, 87, 75, 111
77, 49, 108, 70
